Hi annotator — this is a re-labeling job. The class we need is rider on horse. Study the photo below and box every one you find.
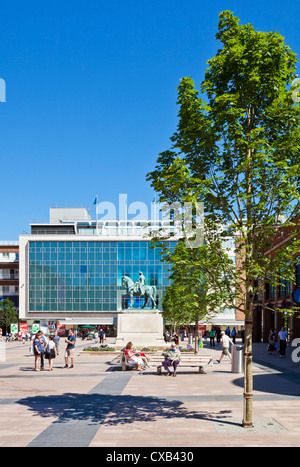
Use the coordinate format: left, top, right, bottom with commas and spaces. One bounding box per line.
134, 271, 146, 296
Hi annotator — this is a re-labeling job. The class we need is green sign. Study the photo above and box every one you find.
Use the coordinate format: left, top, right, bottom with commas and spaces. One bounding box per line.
11, 323, 18, 333
32, 324, 40, 334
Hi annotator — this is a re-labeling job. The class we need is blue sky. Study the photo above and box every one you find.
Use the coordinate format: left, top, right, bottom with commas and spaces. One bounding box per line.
1, 0, 299, 239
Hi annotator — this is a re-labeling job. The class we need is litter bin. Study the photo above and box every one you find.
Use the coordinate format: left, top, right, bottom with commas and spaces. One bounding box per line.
188, 333, 193, 345
231, 345, 244, 373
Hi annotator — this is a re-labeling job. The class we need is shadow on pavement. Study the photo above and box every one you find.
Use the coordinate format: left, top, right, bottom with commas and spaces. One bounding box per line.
17, 393, 236, 427
233, 373, 300, 397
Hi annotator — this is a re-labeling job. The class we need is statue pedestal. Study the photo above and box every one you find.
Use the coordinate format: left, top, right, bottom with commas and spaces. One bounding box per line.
115, 309, 166, 349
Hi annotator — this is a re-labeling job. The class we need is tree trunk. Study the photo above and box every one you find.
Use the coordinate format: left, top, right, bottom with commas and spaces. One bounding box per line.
194, 315, 199, 354
242, 300, 254, 427
243, 136, 254, 427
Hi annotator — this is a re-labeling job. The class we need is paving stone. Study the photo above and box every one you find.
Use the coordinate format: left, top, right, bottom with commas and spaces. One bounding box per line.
1, 338, 300, 447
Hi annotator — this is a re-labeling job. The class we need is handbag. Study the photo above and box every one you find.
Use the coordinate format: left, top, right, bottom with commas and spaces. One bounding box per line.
45, 344, 55, 359
44, 346, 51, 359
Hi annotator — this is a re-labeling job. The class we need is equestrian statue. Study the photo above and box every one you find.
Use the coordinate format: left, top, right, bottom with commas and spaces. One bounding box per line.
122, 272, 157, 309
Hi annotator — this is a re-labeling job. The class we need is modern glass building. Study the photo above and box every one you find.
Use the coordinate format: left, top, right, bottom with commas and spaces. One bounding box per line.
27, 240, 175, 313
19, 208, 177, 330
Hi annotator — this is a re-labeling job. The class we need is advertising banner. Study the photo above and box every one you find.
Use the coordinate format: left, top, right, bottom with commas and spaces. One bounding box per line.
19, 323, 28, 333
57, 323, 66, 336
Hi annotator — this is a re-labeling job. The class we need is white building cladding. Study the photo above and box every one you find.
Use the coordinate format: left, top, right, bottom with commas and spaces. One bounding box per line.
19, 208, 239, 327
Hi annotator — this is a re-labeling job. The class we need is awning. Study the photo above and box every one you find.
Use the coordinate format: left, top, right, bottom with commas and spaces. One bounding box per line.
207, 319, 245, 326
59, 317, 116, 325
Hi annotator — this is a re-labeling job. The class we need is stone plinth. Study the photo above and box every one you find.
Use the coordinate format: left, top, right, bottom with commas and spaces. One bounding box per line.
114, 309, 165, 349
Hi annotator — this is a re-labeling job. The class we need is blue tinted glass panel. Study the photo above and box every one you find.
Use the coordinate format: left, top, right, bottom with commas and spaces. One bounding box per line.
28, 239, 176, 312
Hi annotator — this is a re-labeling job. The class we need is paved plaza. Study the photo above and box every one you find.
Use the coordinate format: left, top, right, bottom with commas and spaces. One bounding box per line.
1, 337, 300, 447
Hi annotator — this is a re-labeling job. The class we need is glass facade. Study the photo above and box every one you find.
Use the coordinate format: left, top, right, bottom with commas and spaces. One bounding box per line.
28, 240, 175, 313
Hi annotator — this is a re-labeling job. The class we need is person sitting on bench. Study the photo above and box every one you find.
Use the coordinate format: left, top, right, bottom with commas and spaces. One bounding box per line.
125, 341, 144, 371
162, 343, 181, 377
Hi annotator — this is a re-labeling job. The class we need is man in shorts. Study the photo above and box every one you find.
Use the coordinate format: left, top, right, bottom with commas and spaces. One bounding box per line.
64, 328, 76, 368
216, 331, 233, 363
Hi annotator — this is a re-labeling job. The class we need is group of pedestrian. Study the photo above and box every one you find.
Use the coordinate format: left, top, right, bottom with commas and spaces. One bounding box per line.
124, 341, 180, 376
32, 329, 76, 372
224, 326, 237, 343
268, 327, 288, 357
163, 330, 181, 344
125, 328, 245, 376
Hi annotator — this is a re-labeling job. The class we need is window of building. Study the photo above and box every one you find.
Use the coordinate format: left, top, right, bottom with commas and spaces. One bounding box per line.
296, 264, 300, 289
279, 278, 291, 298
265, 276, 275, 300
0, 269, 9, 278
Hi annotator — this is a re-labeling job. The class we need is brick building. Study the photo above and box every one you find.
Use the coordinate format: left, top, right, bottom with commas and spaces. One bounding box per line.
252, 218, 300, 342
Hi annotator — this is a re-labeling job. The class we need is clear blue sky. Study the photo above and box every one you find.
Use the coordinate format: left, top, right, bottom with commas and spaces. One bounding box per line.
1, 0, 299, 240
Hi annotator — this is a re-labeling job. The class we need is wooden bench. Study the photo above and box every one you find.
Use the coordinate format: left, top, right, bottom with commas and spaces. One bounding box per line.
120, 352, 137, 371
118, 352, 213, 374
149, 353, 213, 374
115, 352, 146, 371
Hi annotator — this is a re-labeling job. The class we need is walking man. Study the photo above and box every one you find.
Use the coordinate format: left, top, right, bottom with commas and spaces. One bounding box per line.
64, 328, 76, 368
209, 328, 215, 347
99, 328, 105, 343
216, 331, 233, 363
278, 327, 288, 358
53, 331, 60, 355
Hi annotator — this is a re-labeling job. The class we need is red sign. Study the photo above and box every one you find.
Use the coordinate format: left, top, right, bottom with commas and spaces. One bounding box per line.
57, 323, 66, 336
19, 323, 28, 333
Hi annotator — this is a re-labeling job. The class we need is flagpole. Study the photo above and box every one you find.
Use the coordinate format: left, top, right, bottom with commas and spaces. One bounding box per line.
94, 195, 99, 234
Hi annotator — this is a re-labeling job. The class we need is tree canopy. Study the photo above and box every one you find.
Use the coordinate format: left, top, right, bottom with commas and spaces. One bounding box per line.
147, 10, 300, 427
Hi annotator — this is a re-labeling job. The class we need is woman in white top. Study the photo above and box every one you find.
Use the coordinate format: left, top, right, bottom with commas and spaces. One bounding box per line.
45, 335, 57, 371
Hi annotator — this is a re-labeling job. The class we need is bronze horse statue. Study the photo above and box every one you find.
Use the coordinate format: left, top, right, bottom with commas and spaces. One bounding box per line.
122, 276, 157, 309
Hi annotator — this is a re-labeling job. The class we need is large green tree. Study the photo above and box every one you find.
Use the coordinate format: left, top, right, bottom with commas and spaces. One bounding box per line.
161, 239, 236, 352
147, 11, 300, 427
0, 298, 19, 331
